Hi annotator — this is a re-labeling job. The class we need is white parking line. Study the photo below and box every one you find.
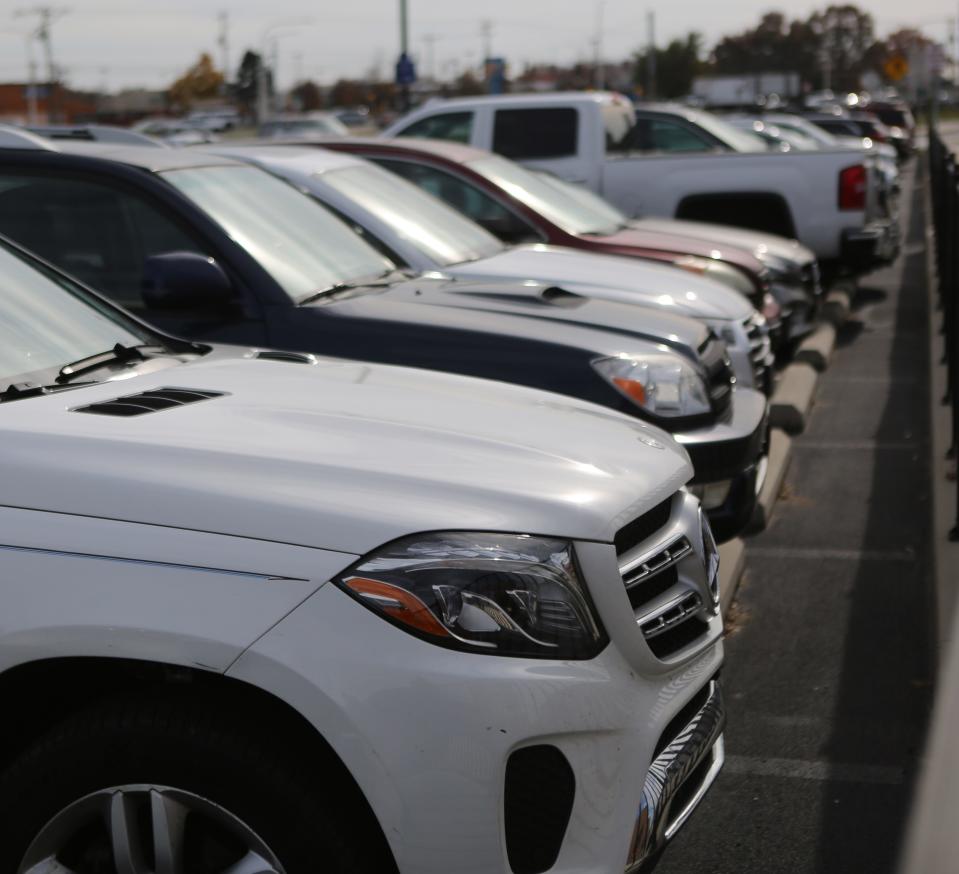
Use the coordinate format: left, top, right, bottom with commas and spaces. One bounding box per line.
724, 754, 905, 785
794, 440, 920, 451
747, 546, 916, 562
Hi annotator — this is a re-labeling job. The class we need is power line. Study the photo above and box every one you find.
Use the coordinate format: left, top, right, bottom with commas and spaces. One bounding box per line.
14, 5, 69, 121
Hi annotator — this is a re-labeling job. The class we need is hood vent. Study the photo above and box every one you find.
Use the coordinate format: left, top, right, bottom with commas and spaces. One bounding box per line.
539, 286, 585, 307
253, 349, 318, 365
73, 387, 226, 417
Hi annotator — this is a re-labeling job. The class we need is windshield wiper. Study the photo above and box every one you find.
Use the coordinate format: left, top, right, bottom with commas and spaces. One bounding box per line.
297, 268, 404, 306
0, 380, 97, 403
57, 343, 156, 383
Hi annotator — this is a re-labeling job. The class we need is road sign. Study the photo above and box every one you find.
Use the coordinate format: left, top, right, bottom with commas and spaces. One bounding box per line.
395, 52, 416, 86
884, 55, 908, 82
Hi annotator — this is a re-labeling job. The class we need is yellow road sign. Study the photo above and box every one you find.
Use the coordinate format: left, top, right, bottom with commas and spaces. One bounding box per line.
884, 55, 908, 82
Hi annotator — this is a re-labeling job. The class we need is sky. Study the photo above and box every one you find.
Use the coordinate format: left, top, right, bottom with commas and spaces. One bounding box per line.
0, 0, 955, 93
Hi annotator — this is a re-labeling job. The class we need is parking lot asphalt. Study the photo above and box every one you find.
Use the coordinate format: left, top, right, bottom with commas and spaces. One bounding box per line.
655, 164, 935, 874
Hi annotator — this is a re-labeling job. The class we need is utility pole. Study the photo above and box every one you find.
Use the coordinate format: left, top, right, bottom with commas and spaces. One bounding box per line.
14, 5, 67, 121
217, 11, 230, 86
593, 1, 605, 90
399, 0, 410, 110
480, 19, 492, 68
422, 33, 437, 81
645, 10, 656, 100
25, 33, 38, 123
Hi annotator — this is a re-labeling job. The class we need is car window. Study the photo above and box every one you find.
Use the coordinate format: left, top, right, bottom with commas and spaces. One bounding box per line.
165, 165, 393, 301
396, 111, 474, 144
639, 118, 715, 153
492, 108, 578, 159
318, 163, 504, 267
375, 158, 538, 242
0, 240, 151, 386
0, 173, 205, 314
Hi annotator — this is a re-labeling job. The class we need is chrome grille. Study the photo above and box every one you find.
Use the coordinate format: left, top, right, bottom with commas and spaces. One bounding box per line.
615, 494, 713, 660
697, 336, 734, 418
640, 591, 703, 640
622, 537, 691, 589
800, 261, 823, 302
743, 314, 772, 391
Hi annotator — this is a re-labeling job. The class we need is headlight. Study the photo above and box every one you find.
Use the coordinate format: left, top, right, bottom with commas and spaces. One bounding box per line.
593, 353, 711, 418
336, 532, 607, 659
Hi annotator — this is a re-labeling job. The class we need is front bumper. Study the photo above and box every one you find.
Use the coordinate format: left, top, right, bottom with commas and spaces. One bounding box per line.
675, 388, 769, 541
627, 680, 726, 871
840, 219, 900, 274
231, 495, 726, 874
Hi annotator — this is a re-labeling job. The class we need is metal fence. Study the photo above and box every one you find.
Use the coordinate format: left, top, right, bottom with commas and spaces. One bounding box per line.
927, 121, 959, 541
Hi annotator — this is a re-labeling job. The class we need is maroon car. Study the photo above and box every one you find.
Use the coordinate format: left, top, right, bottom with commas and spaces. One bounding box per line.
309, 137, 778, 311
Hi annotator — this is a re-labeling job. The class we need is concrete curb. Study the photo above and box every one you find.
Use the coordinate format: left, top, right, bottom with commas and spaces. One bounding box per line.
823, 288, 852, 326
748, 429, 793, 533
718, 537, 746, 618
794, 322, 837, 371
769, 362, 819, 433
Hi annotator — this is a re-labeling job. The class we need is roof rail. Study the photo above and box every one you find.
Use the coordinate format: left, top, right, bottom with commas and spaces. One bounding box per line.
0, 124, 59, 151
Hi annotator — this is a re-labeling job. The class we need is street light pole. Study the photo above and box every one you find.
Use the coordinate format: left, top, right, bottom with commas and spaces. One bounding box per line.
257, 17, 312, 124
399, 0, 410, 110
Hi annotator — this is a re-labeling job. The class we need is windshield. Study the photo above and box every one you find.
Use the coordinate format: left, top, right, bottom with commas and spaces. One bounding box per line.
771, 117, 836, 146
261, 117, 348, 137
681, 108, 768, 152
0, 240, 149, 386
165, 165, 392, 301
470, 155, 625, 236
319, 164, 504, 267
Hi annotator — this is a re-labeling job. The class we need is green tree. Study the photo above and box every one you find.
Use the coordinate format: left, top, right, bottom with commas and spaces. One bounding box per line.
711, 12, 818, 83
808, 4, 876, 90
634, 32, 704, 99
235, 50, 271, 117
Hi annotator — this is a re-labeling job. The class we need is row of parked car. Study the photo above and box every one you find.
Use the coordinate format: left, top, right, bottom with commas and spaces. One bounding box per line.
0, 94, 898, 873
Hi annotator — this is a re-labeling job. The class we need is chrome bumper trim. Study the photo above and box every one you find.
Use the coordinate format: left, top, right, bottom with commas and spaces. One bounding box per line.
626, 679, 726, 871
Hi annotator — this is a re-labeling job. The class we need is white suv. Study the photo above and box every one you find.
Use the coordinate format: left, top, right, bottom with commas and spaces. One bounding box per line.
0, 237, 724, 873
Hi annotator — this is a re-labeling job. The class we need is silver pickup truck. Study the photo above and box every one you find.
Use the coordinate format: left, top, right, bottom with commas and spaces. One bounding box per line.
384, 92, 899, 276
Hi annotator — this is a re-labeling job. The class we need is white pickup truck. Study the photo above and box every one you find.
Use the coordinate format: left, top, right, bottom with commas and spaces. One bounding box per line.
383, 92, 900, 276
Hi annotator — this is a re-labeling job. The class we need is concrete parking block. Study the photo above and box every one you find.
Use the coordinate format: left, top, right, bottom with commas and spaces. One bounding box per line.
823, 288, 852, 326
795, 322, 837, 371
769, 362, 819, 433
719, 537, 745, 618
748, 429, 793, 533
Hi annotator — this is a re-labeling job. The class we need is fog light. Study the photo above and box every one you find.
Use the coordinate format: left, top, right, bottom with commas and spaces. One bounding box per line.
688, 480, 732, 510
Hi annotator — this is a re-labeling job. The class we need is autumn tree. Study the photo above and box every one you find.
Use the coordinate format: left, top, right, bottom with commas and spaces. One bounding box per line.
290, 80, 323, 111
863, 28, 935, 84
169, 53, 224, 110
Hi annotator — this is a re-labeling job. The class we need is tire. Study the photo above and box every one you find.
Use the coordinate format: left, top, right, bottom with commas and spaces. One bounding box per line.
0, 692, 386, 874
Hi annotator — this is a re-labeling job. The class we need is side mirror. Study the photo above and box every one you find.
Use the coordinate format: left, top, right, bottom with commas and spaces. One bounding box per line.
142, 251, 235, 310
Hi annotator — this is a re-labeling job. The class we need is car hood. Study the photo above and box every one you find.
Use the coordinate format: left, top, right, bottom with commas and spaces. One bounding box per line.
443, 245, 750, 322
581, 226, 766, 276
0, 351, 691, 555
375, 273, 711, 353
630, 218, 815, 266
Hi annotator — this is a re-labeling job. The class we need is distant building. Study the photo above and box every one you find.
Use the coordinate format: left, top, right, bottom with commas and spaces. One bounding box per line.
0, 82, 97, 124
94, 89, 169, 125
